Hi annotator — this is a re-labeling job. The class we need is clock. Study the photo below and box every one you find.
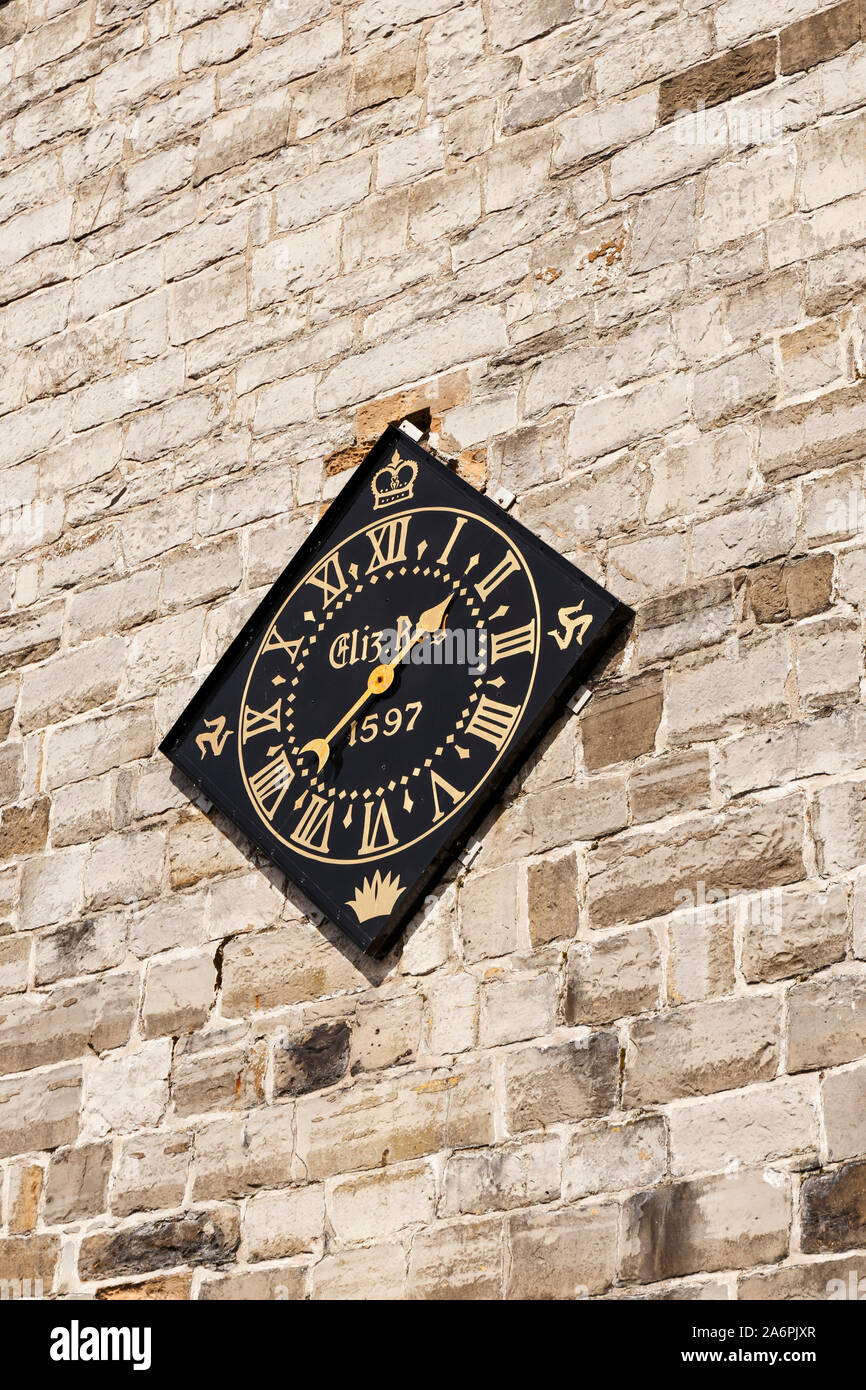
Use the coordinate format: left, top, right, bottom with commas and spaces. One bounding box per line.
160, 426, 631, 957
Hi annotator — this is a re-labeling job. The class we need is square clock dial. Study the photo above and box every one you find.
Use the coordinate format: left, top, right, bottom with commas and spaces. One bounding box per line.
161, 426, 631, 957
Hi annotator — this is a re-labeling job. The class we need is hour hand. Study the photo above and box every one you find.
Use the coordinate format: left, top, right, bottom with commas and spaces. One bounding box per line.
298, 735, 330, 774
299, 591, 452, 773
299, 663, 394, 773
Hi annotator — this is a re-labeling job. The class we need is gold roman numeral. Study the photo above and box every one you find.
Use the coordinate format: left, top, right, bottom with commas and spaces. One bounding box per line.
359, 797, 398, 855
475, 551, 520, 601
490, 621, 536, 663
367, 516, 410, 573
305, 553, 347, 608
263, 625, 303, 663
242, 700, 282, 743
464, 694, 521, 751
249, 751, 294, 820
290, 794, 334, 854
437, 516, 467, 566
430, 769, 464, 822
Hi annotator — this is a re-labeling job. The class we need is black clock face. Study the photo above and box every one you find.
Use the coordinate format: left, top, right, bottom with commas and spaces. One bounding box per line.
238, 506, 539, 865
161, 427, 631, 956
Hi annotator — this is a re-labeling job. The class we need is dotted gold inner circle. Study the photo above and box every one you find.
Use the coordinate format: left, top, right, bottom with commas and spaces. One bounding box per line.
238, 506, 541, 864
369, 664, 393, 694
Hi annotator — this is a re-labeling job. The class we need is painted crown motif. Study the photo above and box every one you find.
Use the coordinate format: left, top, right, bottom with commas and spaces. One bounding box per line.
371, 451, 418, 510
346, 870, 404, 923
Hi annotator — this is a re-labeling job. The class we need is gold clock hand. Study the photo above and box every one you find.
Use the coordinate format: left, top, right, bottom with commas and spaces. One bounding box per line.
299, 591, 453, 773
301, 664, 394, 773
390, 591, 453, 666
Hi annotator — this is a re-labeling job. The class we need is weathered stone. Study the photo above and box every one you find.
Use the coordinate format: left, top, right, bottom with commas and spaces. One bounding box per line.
801, 1161, 866, 1254
629, 179, 696, 272
192, 1107, 294, 1200
196, 91, 289, 182
664, 898, 736, 1005
795, 616, 861, 714
44, 1142, 112, 1224
79, 1207, 240, 1280
780, 0, 860, 74
327, 1161, 435, 1242
350, 994, 422, 1072
556, 90, 657, 177
503, 68, 589, 135
0, 1064, 82, 1159
85, 829, 166, 912
503, 1032, 619, 1134
407, 1215, 502, 1299
0, 936, 30, 996
44, 709, 154, 791
527, 852, 578, 946
823, 1062, 866, 1162
563, 1116, 667, 1201
479, 973, 557, 1047
6, 1161, 43, 1234
459, 864, 519, 962
221, 924, 366, 1014
0, 1234, 59, 1285
35, 912, 128, 986
172, 1039, 267, 1116
580, 675, 662, 771
0, 746, 23, 811
668, 1079, 818, 1176
295, 1061, 494, 1179
274, 1020, 351, 1097
311, 1242, 406, 1300
746, 553, 834, 623
143, 951, 216, 1037
742, 884, 848, 983
0, 798, 49, 858
479, 774, 629, 873
566, 928, 661, 1025
621, 1171, 790, 1282
659, 38, 777, 123
787, 969, 866, 1073
717, 707, 866, 799
112, 1130, 192, 1217
624, 995, 781, 1106
351, 37, 417, 113
442, 1135, 560, 1215
97, 1274, 193, 1300
422, 970, 477, 1054
739, 1254, 866, 1300
758, 378, 866, 481
0, 973, 138, 1077
630, 750, 712, 827
199, 1265, 307, 1299
813, 778, 866, 875
507, 1203, 618, 1299
588, 798, 805, 929
243, 1185, 325, 1261
82, 1040, 172, 1142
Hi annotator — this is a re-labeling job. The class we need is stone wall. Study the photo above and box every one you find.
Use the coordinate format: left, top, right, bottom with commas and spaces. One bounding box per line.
1, 0, 866, 1300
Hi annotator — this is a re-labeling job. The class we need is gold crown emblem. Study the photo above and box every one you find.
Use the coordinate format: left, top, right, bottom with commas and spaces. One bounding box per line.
346, 869, 404, 923
371, 451, 417, 510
